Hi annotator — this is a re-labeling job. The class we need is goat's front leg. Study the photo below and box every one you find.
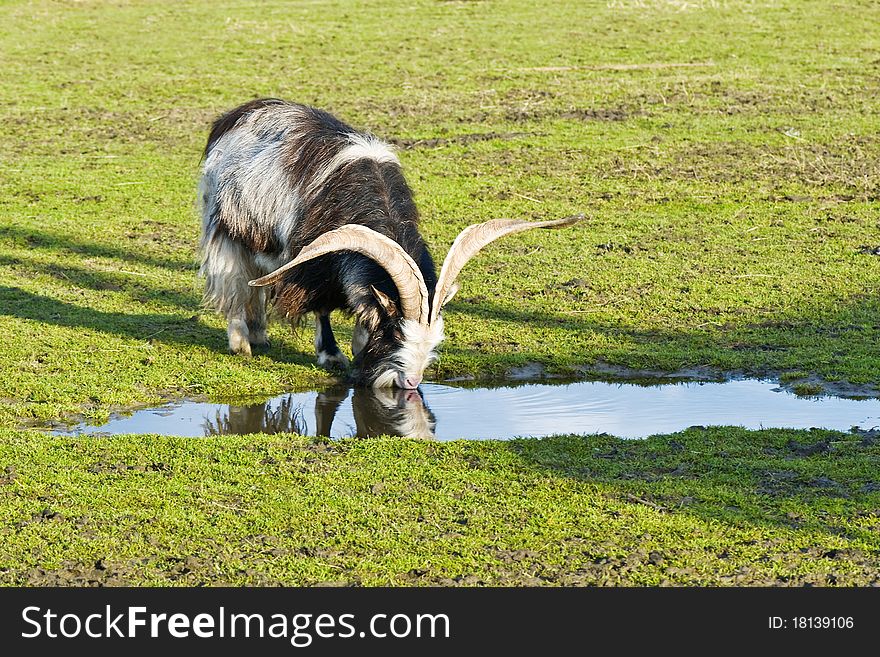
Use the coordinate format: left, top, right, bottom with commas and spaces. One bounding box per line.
246, 288, 269, 348
227, 310, 252, 357
314, 311, 350, 370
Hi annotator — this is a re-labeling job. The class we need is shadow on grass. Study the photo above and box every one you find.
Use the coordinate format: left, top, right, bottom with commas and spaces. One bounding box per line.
0, 285, 225, 350
0, 224, 195, 272
0, 285, 318, 367
0, 253, 202, 312
443, 295, 880, 376
2, 223, 879, 382
508, 427, 880, 549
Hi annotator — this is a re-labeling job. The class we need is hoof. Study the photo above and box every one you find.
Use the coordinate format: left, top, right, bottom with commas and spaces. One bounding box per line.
228, 319, 252, 357
229, 336, 252, 358
249, 328, 270, 348
317, 350, 350, 370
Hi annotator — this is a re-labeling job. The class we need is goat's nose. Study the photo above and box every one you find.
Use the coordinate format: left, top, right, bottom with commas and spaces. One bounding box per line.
402, 375, 422, 389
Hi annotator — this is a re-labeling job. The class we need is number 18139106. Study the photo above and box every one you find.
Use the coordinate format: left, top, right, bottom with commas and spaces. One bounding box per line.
769, 616, 854, 629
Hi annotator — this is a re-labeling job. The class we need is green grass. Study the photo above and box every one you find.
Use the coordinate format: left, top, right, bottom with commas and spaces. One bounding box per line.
2, 427, 879, 586
1, 0, 879, 585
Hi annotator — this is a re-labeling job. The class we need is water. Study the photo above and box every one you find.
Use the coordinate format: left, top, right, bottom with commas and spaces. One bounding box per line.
52, 379, 880, 440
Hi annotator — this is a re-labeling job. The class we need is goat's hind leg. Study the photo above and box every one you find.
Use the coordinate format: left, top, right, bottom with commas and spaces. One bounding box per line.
314, 311, 350, 370
201, 230, 260, 357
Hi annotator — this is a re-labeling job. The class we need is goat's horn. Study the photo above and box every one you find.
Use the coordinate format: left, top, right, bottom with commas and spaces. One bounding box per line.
431, 214, 584, 324
249, 225, 430, 324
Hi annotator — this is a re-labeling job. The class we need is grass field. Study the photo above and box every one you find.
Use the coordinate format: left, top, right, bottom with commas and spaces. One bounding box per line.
1, 0, 879, 585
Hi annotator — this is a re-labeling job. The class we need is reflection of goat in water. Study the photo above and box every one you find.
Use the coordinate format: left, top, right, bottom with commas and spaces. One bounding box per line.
204, 396, 307, 435
204, 387, 435, 438
316, 386, 436, 439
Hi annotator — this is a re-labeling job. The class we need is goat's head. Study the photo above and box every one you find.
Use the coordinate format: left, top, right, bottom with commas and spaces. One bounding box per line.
249, 215, 583, 388
349, 306, 444, 389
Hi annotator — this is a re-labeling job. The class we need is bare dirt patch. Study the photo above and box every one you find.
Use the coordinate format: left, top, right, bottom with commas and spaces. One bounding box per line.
507, 106, 639, 123
608, 135, 880, 196
515, 61, 715, 73
389, 131, 533, 150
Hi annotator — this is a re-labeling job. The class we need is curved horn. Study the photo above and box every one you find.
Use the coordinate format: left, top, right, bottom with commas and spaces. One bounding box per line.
431, 214, 584, 324
249, 225, 430, 324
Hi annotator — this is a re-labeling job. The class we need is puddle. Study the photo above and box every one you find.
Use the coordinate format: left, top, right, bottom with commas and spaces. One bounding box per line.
52, 379, 880, 440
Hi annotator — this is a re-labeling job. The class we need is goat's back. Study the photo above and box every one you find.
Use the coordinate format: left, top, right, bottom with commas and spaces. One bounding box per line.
200, 99, 413, 257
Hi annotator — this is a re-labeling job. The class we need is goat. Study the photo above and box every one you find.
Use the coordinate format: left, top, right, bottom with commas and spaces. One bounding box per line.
204, 386, 434, 439
199, 98, 581, 388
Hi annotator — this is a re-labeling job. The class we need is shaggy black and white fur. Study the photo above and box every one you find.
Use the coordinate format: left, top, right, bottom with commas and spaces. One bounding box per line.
199, 99, 443, 388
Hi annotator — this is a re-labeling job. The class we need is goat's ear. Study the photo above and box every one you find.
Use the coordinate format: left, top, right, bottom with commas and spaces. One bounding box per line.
370, 285, 399, 318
